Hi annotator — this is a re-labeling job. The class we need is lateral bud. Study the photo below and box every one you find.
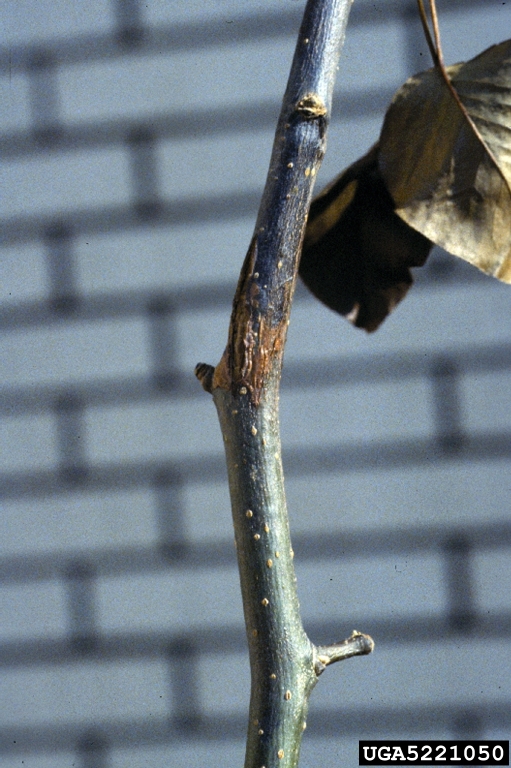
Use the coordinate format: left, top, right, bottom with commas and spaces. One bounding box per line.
296, 92, 327, 119
195, 362, 215, 393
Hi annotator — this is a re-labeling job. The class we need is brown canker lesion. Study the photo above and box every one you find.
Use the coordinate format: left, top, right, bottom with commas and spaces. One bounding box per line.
210, 236, 292, 404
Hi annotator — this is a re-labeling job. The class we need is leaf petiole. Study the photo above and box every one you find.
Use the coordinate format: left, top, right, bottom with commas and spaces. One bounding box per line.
417, 0, 439, 67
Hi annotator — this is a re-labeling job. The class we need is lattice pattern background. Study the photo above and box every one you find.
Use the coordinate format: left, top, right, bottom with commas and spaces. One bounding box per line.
1, 1, 511, 766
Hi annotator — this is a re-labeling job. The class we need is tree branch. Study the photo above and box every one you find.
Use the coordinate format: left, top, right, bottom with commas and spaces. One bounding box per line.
196, 1, 374, 766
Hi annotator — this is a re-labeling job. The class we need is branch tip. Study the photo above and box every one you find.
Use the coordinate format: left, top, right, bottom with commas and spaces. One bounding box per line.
195, 362, 215, 393
315, 630, 375, 675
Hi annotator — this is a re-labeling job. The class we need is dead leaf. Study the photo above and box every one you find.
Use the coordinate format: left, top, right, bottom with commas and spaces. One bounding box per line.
300, 145, 432, 332
379, 39, 511, 283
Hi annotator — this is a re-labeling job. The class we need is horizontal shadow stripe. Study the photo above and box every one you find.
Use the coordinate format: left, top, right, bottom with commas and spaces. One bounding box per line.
1, 519, 510, 583
0, 251, 490, 332
0, 191, 261, 246
0, 340, 510, 415
1, 612, 511, 668
1, 699, 510, 754
0, 433, 509, 501
0, 0, 484, 73
0, 88, 392, 159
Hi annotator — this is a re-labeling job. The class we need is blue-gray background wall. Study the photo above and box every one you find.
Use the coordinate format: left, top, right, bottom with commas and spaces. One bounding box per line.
1, 1, 510, 766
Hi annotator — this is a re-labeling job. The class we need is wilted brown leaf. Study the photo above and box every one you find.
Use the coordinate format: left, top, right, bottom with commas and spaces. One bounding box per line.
299, 145, 432, 332
379, 39, 511, 283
